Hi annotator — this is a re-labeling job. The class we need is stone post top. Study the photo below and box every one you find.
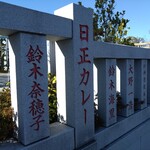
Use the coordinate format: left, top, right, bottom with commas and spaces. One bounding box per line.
55, 3, 93, 20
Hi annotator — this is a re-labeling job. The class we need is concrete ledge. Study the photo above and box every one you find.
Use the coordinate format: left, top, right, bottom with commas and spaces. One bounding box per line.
95, 106, 150, 149
0, 2, 72, 40
105, 119, 150, 150
0, 122, 74, 150
77, 140, 97, 150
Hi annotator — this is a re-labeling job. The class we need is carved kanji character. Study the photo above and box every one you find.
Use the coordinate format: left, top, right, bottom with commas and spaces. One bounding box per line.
80, 68, 90, 86
80, 24, 88, 42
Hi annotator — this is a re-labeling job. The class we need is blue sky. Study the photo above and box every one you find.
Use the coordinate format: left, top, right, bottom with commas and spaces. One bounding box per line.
1, 0, 150, 41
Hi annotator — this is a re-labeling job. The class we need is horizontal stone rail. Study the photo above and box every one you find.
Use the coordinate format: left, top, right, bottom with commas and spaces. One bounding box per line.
0, 2, 72, 40
93, 41, 150, 59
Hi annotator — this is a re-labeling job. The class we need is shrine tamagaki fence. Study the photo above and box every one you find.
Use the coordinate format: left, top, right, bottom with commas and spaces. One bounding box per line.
1, 2, 150, 150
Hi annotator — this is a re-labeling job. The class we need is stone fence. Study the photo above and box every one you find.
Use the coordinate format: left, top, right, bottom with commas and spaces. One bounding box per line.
1, 2, 150, 150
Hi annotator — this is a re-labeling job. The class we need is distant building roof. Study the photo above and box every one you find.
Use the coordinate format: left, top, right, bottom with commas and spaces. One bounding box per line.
134, 42, 150, 48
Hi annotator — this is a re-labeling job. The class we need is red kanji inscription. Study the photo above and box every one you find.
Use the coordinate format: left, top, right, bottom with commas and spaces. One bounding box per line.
109, 80, 115, 90
84, 109, 87, 125
108, 65, 115, 76
80, 24, 88, 42
28, 63, 43, 79
128, 64, 133, 74
109, 108, 115, 120
81, 90, 90, 105
30, 115, 44, 131
29, 99, 44, 116
28, 81, 44, 98
128, 77, 133, 86
128, 101, 133, 110
26, 45, 43, 63
109, 94, 115, 105
80, 68, 90, 86
78, 47, 91, 64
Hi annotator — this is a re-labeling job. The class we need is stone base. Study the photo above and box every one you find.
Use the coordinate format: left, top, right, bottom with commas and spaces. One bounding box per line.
77, 140, 97, 150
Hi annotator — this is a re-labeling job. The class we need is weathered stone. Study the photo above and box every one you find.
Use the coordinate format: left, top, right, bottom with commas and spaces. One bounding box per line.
55, 4, 95, 148
118, 59, 134, 116
134, 60, 147, 110
0, 2, 72, 40
95, 59, 117, 127
9, 33, 49, 145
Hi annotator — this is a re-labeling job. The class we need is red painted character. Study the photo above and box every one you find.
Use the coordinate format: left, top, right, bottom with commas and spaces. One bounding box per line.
128, 92, 133, 96
26, 45, 43, 63
128, 77, 133, 86
30, 115, 44, 131
128, 64, 133, 74
109, 80, 115, 91
108, 65, 115, 76
80, 24, 89, 42
109, 108, 115, 120
28, 81, 44, 98
29, 99, 44, 116
128, 101, 133, 110
109, 94, 115, 105
84, 109, 87, 125
80, 68, 90, 86
81, 90, 90, 105
28, 63, 43, 79
78, 47, 91, 64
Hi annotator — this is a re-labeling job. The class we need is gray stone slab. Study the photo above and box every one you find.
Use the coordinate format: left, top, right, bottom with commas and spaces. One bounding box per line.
134, 60, 147, 110
95, 106, 150, 149
55, 4, 95, 148
93, 41, 150, 59
147, 60, 150, 103
77, 140, 97, 150
105, 117, 150, 150
0, 2, 72, 40
118, 59, 134, 116
0, 123, 74, 150
9, 33, 49, 145
95, 59, 117, 127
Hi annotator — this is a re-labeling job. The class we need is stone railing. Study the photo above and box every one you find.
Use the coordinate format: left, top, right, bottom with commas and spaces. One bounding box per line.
1, 2, 150, 150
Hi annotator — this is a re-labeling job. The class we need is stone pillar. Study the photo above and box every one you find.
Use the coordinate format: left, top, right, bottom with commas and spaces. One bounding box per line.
9, 33, 49, 145
55, 4, 95, 148
49, 41, 56, 75
118, 59, 134, 116
147, 60, 150, 104
95, 59, 117, 127
134, 59, 147, 110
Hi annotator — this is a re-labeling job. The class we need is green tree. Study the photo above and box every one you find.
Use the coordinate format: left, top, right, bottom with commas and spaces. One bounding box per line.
127, 36, 145, 43
93, 0, 132, 45
48, 73, 57, 123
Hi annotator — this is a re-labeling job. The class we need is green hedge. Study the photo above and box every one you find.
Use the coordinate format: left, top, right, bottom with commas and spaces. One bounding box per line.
0, 73, 57, 141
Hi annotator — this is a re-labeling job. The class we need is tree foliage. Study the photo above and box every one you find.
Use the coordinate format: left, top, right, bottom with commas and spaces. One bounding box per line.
93, 0, 133, 45
0, 87, 16, 141
127, 36, 145, 43
48, 73, 57, 123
